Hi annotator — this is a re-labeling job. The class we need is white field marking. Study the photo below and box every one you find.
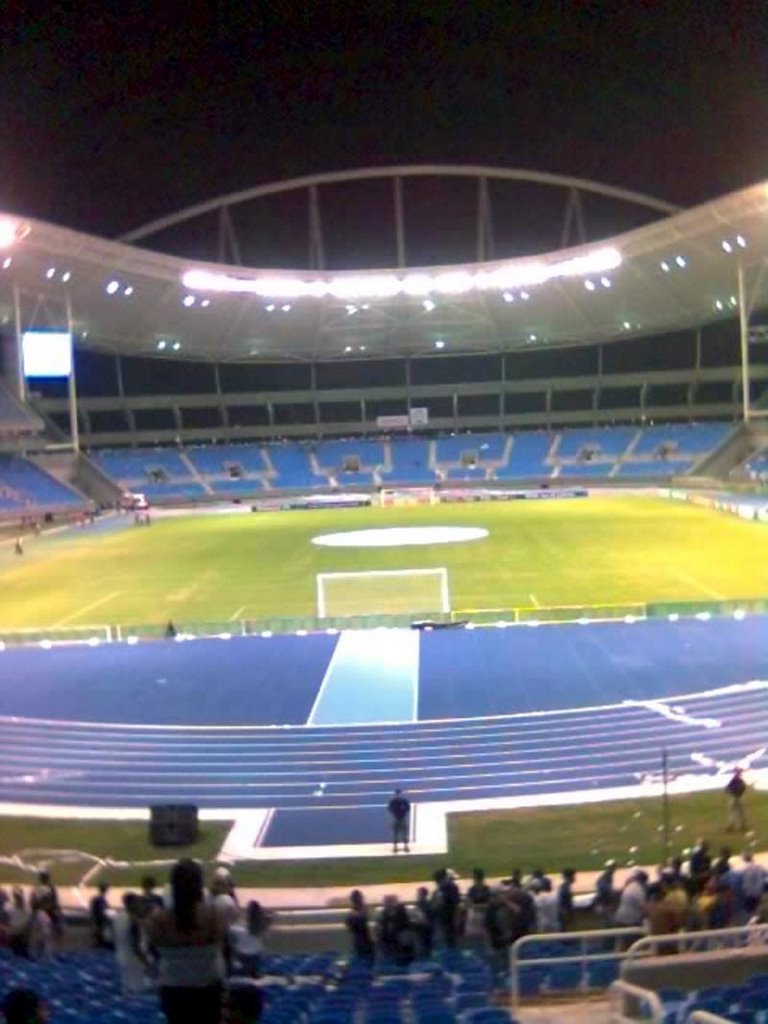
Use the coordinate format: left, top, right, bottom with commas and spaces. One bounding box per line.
673, 569, 727, 601
53, 591, 121, 627
528, 593, 541, 608
230, 606, 246, 620
312, 526, 487, 548
305, 634, 344, 726
622, 699, 721, 729
690, 746, 767, 774
1, 680, 766, 732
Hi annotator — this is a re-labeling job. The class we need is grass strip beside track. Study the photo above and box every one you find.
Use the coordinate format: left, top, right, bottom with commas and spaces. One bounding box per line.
1, 788, 765, 890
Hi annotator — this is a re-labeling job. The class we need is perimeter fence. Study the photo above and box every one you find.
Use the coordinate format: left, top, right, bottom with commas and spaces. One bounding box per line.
1, 597, 767, 648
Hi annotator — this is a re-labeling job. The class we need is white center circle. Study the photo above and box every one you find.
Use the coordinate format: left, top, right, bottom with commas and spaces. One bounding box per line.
312, 526, 488, 548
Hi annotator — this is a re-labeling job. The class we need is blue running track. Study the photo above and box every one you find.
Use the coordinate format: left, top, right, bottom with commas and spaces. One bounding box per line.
0, 617, 766, 846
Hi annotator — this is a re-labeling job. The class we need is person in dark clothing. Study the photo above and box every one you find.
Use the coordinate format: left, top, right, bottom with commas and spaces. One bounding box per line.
345, 890, 374, 964
689, 839, 712, 893
432, 869, 461, 949
412, 886, 435, 959
593, 862, 617, 918
725, 768, 747, 832
387, 789, 411, 853
90, 883, 111, 948
140, 875, 165, 916
505, 880, 536, 942
558, 869, 576, 931
465, 868, 492, 944
1, 988, 48, 1024
376, 896, 414, 966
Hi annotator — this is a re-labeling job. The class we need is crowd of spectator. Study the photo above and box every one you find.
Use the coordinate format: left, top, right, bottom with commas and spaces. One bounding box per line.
345, 846, 766, 972
0, 846, 766, 1022
0, 862, 271, 1024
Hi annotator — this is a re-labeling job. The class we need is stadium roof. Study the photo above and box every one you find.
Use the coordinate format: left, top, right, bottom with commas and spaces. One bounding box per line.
1, 167, 767, 363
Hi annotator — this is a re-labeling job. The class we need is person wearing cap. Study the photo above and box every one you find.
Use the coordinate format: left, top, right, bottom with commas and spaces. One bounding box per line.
725, 768, 747, 832
593, 862, 617, 918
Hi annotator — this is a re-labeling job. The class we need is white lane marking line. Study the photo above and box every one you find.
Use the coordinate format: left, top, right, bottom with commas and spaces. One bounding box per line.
623, 699, 721, 729
1, 680, 766, 732
529, 593, 541, 608
53, 591, 121, 627
230, 606, 246, 620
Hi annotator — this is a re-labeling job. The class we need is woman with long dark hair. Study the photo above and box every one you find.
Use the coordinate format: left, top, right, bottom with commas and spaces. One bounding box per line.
146, 859, 225, 1024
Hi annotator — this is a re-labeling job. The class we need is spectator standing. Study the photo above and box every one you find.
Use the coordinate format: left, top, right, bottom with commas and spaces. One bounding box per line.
465, 868, 492, 944
141, 875, 165, 916
211, 868, 239, 928
229, 900, 274, 976
90, 883, 112, 948
113, 893, 152, 995
557, 869, 577, 930
146, 859, 226, 1024
614, 870, 648, 927
532, 878, 559, 933
345, 890, 374, 965
33, 871, 62, 938
7, 888, 29, 957
431, 869, 462, 949
387, 789, 411, 854
376, 896, 414, 966
593, 862, 617, 918
412, 886, 435, 959
725, 768, 747, 832
689, 840, 712, 893
27, 896, 53, 962
741, 852, 766, 916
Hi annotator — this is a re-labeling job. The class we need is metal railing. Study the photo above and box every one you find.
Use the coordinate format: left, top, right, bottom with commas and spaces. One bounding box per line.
621, 924, 768, 970
509, 926, 646, 1011
608, 979, 664, 1024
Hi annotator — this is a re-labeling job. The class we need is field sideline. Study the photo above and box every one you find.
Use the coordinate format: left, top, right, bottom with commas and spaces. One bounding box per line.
0, 495, 766, 629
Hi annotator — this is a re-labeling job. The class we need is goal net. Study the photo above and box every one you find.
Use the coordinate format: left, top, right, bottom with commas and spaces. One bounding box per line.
316, 568, 450, 618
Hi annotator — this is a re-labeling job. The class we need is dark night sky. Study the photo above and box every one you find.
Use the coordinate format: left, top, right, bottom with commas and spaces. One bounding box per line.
2, 0, 768, 252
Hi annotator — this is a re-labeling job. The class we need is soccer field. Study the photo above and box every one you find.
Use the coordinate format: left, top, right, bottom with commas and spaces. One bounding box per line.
0, 495, 766, 629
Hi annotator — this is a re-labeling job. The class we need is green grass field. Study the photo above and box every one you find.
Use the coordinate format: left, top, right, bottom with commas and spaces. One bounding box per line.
1, 787, 764, 889
1, 495, 766, 628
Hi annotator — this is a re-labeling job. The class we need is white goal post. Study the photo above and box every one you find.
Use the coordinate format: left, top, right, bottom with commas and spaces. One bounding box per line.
378, 487, 438, 507
316, 568, 450, 618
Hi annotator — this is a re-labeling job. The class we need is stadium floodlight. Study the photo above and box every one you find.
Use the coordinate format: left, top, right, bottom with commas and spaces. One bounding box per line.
675, 255, 687, 268
736, 234, 747, 248
183, 295, 195, 307
502, 291, 514, 302
172, 341, 181, 351
46, 267, 56, 279
62, 271, 71, 283
721, 239, 733, 253
422, 298, 436, 311
0, 216, 29, 249
435, 339, 445, 349
584, 280, 596, 291
181, 245, 622, 301
106, 280, 120, 295
156, 340, 167, 350
660, 261, 670, 272
2, 257, 11, 269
